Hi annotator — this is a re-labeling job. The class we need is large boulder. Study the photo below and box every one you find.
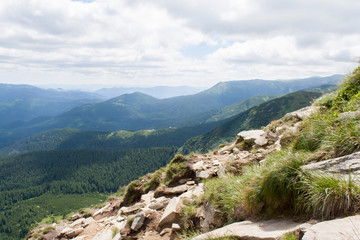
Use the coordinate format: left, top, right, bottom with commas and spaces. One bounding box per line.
158, 197, 181, 228
302, 151, 360, 175
284, 106, 319, 120
237, 130, 268, 146
302, 215, 360, 240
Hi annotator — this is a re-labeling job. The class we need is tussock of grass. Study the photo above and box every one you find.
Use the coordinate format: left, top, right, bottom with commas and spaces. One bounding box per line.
298, 172, 360, 220
164, 154, 189, 185
204, 174, 244, 221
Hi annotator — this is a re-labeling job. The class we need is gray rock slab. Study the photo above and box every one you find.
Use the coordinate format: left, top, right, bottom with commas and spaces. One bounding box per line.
302, 215, 360, 240
131, 211, 146, 231
192, 219, 310, 240
302, 151, 360, 175
158, 197, 181, 227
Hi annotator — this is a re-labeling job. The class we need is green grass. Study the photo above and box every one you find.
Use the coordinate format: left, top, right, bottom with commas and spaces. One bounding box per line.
298, 172, 360, 220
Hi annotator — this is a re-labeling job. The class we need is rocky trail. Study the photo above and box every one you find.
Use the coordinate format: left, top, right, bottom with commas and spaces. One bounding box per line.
28, 106, 360, 240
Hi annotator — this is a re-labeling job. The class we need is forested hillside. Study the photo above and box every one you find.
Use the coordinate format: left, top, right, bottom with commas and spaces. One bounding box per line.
0, 147, 176, 239
180, 90, 322, 154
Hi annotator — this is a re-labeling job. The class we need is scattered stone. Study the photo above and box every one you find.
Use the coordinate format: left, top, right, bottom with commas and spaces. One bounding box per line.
120, 202, 145, 215
93, 203, 111, 217
154, 184, 191, 197
158, 197, 181, 227
192, 160, 205, 170
172, 223, 181, 231
148, 197, 170, 210
232, 147, 240, 154
185, 181, 195, 186
197, 202, 223, 232
70, 218, 85, 228
91, 225, 113, 240
69, 213, 83, 221
131, 211, 146, 231
82, 217, 95, 228
160, 228, 172, 236
193, 219, 310, 240
140, 191, 154, 205
60, 227, 84, 238
112, 232, 122, 240
196, 170, 213, 179
302, 215, 360, 240
117, 215, 125, 222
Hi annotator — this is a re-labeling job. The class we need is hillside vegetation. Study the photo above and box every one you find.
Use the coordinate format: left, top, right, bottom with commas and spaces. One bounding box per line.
202, 66, 360, 224
0, 147, 176, 240
180, 90, 321, 154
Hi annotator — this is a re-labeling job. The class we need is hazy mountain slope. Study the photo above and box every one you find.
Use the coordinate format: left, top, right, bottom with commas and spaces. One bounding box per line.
95, 85, 204, 99
0, 84, 101, 127
0, 75, 341, 147
180, 91, 322, 154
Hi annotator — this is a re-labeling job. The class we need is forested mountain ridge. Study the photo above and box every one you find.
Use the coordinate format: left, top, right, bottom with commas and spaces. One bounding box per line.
0, 84, 101, 127
0, 75, 342, 149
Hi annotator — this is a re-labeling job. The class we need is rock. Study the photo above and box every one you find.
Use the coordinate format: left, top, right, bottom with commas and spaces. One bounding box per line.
186, 180, 195, 185
131, 211, 146, 231
82, 217, 95, 228
179, 183, 204, 200
339, 110, 360, 119
216, 164, 225, 177
158, 197, 181, 227
148, 197, 170, 210
172, 223, 181, 231
302, 151, 360, 175
70, 218, 85, 228
140, 191, 154, 205
196, 170, 213, 179
197, 202, 223, 232
120, 202, 145, 215
160, 228, 172, 236
91, 225, 114, 240
192, 160, 205, 170
154, 184, 191, 197
302, 215, 360, 240
237, 130, 267, 146
112, 232, 122, 240
232, 147, 240, 154
93, 203, 111, 217
212, 160, 220, 166
192, 219, 310, 240
255, 135, 268, 146
69, 213, 83, 221
60, 227, 84, 238
285, 106, 319, 120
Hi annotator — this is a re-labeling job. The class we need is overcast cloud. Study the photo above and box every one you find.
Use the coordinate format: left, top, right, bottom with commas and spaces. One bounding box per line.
0, 0, 359, 88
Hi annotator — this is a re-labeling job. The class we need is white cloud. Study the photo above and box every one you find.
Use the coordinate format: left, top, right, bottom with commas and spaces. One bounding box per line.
0, 0, 358, 88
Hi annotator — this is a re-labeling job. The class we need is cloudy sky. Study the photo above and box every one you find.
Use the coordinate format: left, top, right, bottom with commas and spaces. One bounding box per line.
0, 0, 359, 89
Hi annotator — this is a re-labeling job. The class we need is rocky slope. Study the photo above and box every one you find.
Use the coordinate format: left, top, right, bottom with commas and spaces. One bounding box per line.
27, 104, 360, 240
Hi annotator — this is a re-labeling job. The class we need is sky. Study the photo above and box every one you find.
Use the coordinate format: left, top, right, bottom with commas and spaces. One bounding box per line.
0, 0, 359, 89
